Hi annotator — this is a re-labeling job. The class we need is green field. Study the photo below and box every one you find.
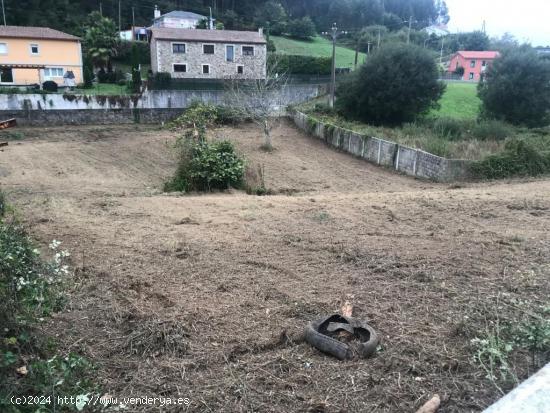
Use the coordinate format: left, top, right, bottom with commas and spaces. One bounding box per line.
271, 35, 365, 69
431, 82, 480, 119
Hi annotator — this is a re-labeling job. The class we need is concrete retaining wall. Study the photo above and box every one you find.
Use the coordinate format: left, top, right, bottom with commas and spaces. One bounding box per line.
292, 111, 471, 182
0, 84, 321, 125
0, 108, 182, 126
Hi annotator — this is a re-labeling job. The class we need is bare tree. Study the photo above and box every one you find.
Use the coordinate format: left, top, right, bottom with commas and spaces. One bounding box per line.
224, 62, 288, 151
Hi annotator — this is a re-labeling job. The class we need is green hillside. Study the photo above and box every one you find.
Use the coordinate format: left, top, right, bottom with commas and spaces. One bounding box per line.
431, 82, 481, 119
271, 36, 366, 69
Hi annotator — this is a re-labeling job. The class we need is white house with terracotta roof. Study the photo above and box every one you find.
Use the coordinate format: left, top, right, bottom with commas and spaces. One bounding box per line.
150, 28, 267, 80
448, 51, 500, 82
0, 26, 82, 86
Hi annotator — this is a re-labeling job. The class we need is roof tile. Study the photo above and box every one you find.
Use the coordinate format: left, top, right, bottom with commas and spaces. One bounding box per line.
151, 28, 266, 44
0, 26, 80, 41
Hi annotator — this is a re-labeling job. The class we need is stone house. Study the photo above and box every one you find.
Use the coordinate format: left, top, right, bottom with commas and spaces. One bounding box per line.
150, 28, 267, 80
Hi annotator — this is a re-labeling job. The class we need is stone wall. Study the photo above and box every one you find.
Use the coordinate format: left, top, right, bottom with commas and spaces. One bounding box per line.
0, 86, 321, 125
292, 111, 471, 182
154, 39, 267, 79
1, 108, 182, 126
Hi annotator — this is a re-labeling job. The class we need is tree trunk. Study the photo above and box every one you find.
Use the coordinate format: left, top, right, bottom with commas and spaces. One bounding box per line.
263, 120, 272, 150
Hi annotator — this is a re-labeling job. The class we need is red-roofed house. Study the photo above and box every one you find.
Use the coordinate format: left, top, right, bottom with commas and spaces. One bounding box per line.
448, 51, 500, 82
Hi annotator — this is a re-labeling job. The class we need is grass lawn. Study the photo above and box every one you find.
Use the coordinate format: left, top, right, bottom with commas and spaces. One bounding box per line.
431, 82, 480, 119
72, 83, 131, 95
271, 35, 365, 69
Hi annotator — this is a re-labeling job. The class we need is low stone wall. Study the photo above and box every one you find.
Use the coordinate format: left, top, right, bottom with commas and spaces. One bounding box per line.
0, 85, 321, 126
0, 108, 182, 126
292, 111, 471, 182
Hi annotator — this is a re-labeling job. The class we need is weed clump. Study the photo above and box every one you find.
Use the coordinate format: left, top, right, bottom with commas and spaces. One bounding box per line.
471, 140, 550, 179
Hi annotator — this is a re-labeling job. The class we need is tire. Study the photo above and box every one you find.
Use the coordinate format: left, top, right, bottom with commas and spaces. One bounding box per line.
305, 314, 379, 360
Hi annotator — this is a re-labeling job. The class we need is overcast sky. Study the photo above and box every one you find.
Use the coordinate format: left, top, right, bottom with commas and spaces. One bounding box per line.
445, 0, 550, 46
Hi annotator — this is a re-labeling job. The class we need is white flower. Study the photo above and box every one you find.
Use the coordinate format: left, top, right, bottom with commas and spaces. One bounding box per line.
49, 240, 61, 250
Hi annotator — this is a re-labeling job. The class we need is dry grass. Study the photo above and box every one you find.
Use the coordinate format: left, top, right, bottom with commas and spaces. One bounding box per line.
1, 122, 549, 412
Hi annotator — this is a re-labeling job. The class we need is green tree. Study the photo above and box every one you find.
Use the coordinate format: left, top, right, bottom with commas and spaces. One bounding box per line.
460, 31, 490, 51
255, 1, 288, 35
478, 48, 550, 127
287, 16, 316, 40
130, 43, 142, 94
82, 57, 94, 88
336, 43, 445, 125
83, 11, 118, 69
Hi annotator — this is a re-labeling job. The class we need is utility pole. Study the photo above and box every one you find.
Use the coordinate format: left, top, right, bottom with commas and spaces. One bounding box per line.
377, 28, 381, 49
1, 0, 6, 26
99, 2, 103, 16
329, 23, 337, 108
322, 23, 347, 108
132, 6, 135, 28
407, 15, 413, 44
118, 0, 121, 31
367, 41, 372, 54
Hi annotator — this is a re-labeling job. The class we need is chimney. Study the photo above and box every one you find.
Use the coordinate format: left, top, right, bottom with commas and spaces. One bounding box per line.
259, 27, 264, 37
154, 5, 161, 19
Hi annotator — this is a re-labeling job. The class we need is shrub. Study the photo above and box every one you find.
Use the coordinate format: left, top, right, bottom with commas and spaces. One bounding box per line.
114, 40, 151, 65
170, 102, 220, 132
216, 105, 251, 124
96, 68, 125, 84
287, 16, 316, 40
42, 80, 58, 92
471, 140, 550, 179
478, 48, 550, 127
336, 43, 445, 126
472, 120, 513, 141
165, 140, 245, 192
432, 117, 465, 140
269, 54, 331, 75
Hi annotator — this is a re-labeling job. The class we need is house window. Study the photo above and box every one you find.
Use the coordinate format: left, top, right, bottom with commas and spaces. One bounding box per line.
242, 46, 254, 56
469, 72, 474, 80
482, 60, 487, 67
173, 64, 187, 73
202, 64, 210, 74
0, 43, 7, 54
30, 43, 39, 55
455, 61, 459, 69
44, 67, 64, 78
172, 43, 186, 53
203, 44, 215, 54
470, 60, 476, 68
226, 45, 234, 62
237, 65, 244, 74
0, 68, 13, 83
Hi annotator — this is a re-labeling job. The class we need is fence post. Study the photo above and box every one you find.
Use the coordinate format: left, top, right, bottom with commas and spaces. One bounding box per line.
377, 139, 381, 164
395, 146, 400, 170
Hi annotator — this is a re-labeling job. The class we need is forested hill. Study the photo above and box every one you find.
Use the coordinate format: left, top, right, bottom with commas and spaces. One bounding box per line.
6, 0, 449, 36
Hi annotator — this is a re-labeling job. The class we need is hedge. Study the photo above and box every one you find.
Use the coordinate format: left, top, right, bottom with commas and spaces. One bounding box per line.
269, 54, 331, 75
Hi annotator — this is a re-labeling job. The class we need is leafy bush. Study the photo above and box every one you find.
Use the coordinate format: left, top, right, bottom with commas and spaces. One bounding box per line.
471, 140, 550, 179
336, 43, 445, 125
432, 117, 465, 140
478, 48, 550, 127
96, 68, 125, 84
287, 16, 316, 40
114, 40, 151, 65
472, 120, 513, 141
169, 102, 220, 133
165, 140, 245, 192
269, 54, 331, 75
42, 81, 58, 92
0, 199, 97, 411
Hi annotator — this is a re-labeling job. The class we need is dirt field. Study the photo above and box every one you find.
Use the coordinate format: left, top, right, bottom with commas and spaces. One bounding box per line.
1, 121, 549, 412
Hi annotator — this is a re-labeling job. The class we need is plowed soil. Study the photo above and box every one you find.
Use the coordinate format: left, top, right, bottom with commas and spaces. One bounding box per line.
1, 120, 549, 412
